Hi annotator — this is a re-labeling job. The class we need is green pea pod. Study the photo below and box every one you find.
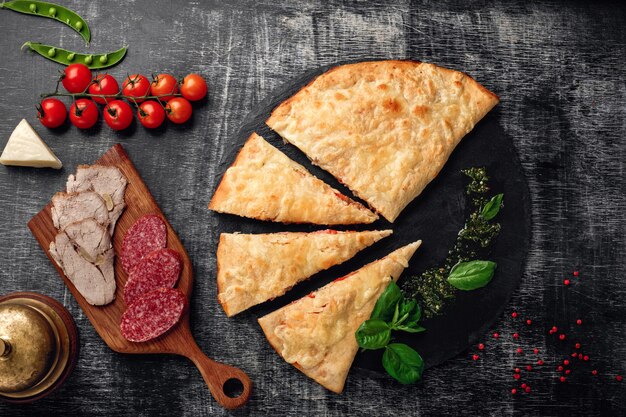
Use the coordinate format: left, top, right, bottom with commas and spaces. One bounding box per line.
0, 0, 91, 44
22, 42, 127, 69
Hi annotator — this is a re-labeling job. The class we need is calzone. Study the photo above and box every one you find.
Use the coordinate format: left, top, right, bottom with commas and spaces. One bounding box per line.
258, 240, 421, 393
208, 133, 377, 224
266, 60, 499, 222
217, 229, 392, 316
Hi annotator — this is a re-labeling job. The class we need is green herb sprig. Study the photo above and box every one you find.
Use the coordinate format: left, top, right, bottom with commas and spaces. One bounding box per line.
401, 167, 504, 318
356, 281, 425, 384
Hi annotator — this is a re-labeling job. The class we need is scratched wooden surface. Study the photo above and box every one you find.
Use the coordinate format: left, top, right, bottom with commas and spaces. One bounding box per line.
0, 1, 625, 416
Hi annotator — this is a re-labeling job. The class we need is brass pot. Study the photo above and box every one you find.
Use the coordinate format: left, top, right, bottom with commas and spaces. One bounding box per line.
0, 292, 78, 403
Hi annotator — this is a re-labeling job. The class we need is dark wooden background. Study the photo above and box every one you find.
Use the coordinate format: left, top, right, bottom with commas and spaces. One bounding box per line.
1, 1, 624, 415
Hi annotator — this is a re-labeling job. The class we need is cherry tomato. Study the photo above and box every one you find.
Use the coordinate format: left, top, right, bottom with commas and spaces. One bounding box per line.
165, 98, 192, 124
89, 74, 120, 104
103, 100, 133, 131
180, 74, 207, 101
69, 99, 99, 129
150, 74, 178, 102
122, 74, 150, 103
62, 63, 92, 93
37, 98, 67, 128
138, 101, 166, 129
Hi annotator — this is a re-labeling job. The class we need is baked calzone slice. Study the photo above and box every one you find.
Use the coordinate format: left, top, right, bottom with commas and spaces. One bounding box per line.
208, 133, 377, 224
217, 229, 392, 316
267, 60, 499, 222
258, 240, 421, 393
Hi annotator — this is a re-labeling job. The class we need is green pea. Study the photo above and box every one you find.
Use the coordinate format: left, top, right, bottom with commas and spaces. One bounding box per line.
21, 42, 127, 69
1, 1, 91, 43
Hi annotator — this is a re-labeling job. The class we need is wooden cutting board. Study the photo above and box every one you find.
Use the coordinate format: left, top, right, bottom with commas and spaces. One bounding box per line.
28, 144, 251, 409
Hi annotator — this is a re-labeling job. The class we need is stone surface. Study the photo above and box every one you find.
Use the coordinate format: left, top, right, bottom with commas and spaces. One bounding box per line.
0, 1, 624, 415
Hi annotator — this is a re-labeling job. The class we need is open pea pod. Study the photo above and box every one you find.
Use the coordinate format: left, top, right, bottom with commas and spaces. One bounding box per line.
22, 42, 127, 69
0, 0, 90, 44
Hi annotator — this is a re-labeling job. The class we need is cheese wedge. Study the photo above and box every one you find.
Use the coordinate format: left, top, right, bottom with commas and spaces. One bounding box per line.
267, 60, 499, 222
258, 240, 421, 393
0, 119, 62, 169
217, 229, 393, 316
208, 133, 377, 224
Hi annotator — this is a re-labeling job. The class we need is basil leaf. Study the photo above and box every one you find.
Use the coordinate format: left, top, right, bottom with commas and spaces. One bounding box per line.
447, 260, 497, 291
370, 280, 402, 322
481, 193, 504, 220
355, 319, 391, 350
391, 302, 400, 325
382, 343, 424, 384
399, 298, 421, 325
395, 325, 426, 334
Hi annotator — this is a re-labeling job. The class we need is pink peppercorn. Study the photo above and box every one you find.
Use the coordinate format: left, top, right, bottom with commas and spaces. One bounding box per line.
616, 375, 623, 382
575, 343, 581, 349
525, 386, 531, 393
472, 354, 479, 361
592, 370, 598, 375
511, 388, 517, 394
533, 348, 539, 354
513, 374, 521, 380
573, 271, 579, 276
576, 319, 582, 325
564, 279, 570, 286
537, 359, 544, 365
559, 334, 566, 340
517, 348, 523, 354
513, 333, 520, 339
493, 332, 500, 339
512, 312, 518, 318
560, 376, 566, 382
478, 343, 485, 350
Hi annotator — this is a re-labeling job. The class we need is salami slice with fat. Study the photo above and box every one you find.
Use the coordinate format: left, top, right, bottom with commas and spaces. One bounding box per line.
124, 248, 182, 305
120, 288, 186, 342
121, 214, 167, 274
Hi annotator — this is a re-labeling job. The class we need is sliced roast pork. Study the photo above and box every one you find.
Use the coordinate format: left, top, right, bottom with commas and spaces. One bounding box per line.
66, 165, 128, 235
51, 191, 109, 231
50, 218, 116, 305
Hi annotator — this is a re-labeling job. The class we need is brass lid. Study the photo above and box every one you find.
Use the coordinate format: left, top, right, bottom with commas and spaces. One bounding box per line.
0, 303, 57, 393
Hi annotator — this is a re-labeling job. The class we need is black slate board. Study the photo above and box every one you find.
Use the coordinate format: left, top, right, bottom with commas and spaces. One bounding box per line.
212, 61, 531, 371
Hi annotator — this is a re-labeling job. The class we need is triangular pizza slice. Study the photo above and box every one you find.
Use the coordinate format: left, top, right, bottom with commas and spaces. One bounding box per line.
208, 133, 377, 225
217, 229, 393, 316
267, 60, 499, 222
258, 240, 421, 393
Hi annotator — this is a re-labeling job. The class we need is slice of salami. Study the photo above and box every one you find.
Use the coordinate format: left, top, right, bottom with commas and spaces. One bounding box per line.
120, 288, 186, 343
124, 248, 182, 305
121, 214, 167, 274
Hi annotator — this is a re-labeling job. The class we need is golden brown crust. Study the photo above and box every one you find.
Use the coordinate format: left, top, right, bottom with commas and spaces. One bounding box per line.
208, 133, 378, 225
267, 60, 499, 222
258, 241, 421, 393
217, 229, 393, 317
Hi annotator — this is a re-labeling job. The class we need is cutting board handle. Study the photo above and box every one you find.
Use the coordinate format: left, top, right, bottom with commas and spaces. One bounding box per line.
185, 341, 252, 409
